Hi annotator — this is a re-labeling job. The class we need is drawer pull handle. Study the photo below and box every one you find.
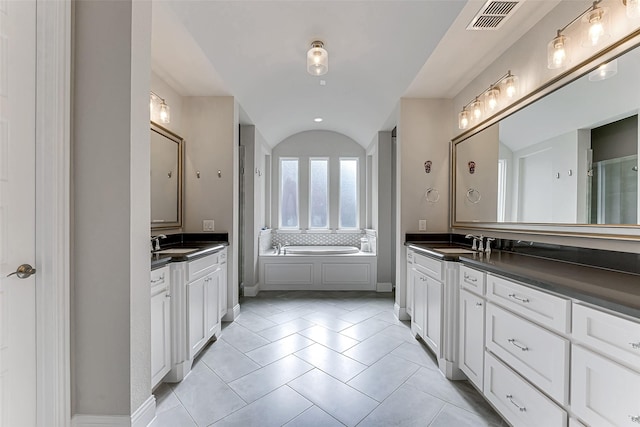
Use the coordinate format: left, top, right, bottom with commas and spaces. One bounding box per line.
464, 273, 477, 282
151, 274, 165, 284
508, 293, 530, 303
508, 338, 529, 351
475, 302, 483, 307
630, 415, 640, 423
630, 342, 640, 350
505, 394, 526, 412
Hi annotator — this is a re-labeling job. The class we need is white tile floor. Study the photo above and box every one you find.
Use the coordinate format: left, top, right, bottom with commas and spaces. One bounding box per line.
151, 291, 506, 427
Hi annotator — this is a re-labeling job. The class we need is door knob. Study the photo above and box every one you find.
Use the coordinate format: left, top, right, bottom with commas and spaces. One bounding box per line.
7, 264, 37, 279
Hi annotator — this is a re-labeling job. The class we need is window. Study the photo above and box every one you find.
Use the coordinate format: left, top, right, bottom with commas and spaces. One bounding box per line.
309, 158, 329, 229
339, 158, 358, 229
279, 158, 299, 228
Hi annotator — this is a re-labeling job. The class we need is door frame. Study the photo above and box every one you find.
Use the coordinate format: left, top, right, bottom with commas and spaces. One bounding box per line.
35, 0, 71, 425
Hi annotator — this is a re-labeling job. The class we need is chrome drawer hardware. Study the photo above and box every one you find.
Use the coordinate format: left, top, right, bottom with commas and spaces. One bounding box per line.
464, 273, 477, 282
630, 342, 640, 350
151, 274, 165, 284
508, 338, 529, 351
508, 293, 530, 303
630, 415, 640, 424
506, 394, 526, 412
475, 302, 483, 307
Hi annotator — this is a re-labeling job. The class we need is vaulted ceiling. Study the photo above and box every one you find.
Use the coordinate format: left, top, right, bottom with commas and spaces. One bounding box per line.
151, 0, 561, 147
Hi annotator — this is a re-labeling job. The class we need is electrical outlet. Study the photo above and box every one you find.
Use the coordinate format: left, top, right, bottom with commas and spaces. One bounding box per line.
418, 219, 427, 231
203, 220, 215, 231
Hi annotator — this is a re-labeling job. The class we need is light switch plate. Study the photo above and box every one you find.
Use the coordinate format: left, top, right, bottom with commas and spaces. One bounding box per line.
203, 220, 215, 231
418, 219, 427, 231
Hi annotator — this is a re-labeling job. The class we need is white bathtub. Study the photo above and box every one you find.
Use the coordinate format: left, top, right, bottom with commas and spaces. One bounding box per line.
283, 245, 360, 255
257, 245, 377, 291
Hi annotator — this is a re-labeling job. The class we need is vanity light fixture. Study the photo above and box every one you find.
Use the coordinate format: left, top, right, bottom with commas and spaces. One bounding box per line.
307, 41, 328, 76
548, 30, 569, 69
150, 91, 170, 124
588, 58, 618, 81
457, 70, 519, 129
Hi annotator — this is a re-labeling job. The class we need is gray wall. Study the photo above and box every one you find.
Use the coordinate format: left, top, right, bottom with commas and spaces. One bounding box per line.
271, 130, 366, 230
72, 0, 151, 416
182, 96, 240, 317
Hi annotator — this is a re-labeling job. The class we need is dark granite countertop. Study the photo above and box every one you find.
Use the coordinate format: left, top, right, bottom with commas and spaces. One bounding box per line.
408, 239, 640, 320
151, 254, 172, 270
154, 242, 228, 262
150, 233, 230, 267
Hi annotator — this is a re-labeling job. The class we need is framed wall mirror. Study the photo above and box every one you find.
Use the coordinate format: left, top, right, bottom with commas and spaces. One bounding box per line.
452, 34, 640, 240
151, 122, 183, 229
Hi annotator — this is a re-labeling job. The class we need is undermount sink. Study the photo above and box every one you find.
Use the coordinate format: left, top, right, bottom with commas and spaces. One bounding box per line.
154, 248, 199, 254
435, 248, 476, 254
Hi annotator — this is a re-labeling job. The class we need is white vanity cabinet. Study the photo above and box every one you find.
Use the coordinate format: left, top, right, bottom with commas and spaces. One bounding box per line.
458, 265, 486, 391
408, 249, 463, 380
406, 250, 414, 317
219, 249, 228, 318
571, 304, 640, 427
151, 266, 171, 389
166, 249, 225, 382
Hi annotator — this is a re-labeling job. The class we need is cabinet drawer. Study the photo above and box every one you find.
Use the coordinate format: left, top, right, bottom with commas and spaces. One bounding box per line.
187, 253, 218, 281
486, 274, 570, 334
151, 266, 169, 291
413, 253, 442, 280
486, 303, 569, 404
571, 345, 640, 427
573, 303, 640, 370
484, 352, 567, 427
460, 265, 485, 296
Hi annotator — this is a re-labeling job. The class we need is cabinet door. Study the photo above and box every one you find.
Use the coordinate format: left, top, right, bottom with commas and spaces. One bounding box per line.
219, 259, 228, 318
571, 345, 640, 427
459, 289, 485, 391
425, 276, 442, 355
187, 275, 207, 359
406, 251, 414, 317
206, 269, 220, 339
412, 270, 426, 338
151, 290, 171, 388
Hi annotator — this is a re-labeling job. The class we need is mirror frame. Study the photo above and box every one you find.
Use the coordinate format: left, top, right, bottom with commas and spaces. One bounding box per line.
451, 29, 640, 241
151, 121, 184, 230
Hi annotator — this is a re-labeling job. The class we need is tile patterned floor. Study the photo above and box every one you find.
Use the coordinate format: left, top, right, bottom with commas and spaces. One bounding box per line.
151, 291, 506, 427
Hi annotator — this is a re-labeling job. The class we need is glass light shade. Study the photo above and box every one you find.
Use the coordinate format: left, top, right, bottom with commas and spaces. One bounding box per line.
548, 33, 569, 69
471, 98, 484, 121
502, 74, 519, 99
581, 7, 610, 47
588, 59, 618, 81
458, 109, 470, 129
627, 0, 640, 18
485, 87, 501, 112
307, 42, 328, 76
159, 101, 170, 124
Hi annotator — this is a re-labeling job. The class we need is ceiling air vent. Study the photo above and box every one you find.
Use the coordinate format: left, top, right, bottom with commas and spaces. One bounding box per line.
467, 0, 523, 30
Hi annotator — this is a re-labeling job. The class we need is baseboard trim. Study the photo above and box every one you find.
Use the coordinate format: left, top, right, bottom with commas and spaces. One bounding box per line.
71, 414, 129, 427
243, 283, 260, 297
132, 395, 156, 427
376, 282, 393, 292
394, 303, 410, 321
223, 303, 241, 322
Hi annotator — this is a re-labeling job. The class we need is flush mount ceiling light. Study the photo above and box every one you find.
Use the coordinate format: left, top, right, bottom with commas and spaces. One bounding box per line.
458, 70, 519, 130
314, 117, 323, 123
589, 59, 618, 81
150, 91, 170, 124
307, 41, 328, 76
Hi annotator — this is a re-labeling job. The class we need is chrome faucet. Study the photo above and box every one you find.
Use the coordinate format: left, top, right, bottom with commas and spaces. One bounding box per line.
485, 237, 496, 254
465, 234, 483, 251
151, 234, 166, 252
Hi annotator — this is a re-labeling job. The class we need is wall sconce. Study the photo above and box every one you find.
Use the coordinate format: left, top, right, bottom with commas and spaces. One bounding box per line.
307, 41, 328, 76
150, 91, 170, 124
457, 70, 519, 129
547, 1, 613, 69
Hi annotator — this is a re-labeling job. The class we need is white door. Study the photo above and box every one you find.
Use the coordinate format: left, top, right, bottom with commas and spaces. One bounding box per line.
0, 0, 37, 426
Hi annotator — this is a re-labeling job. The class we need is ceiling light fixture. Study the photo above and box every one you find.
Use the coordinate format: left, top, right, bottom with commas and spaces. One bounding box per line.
307, 41, 328, 76
314, 117, 323, 123
547, 0, 614, 70
458, 70, 519, 130
150, 91, 170, 124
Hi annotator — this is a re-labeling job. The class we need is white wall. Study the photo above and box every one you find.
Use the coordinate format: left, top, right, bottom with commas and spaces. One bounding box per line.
395, 98, 452, 318
271, 130, 366, 230
182, 96, 240, 317
72, 0, 151, 417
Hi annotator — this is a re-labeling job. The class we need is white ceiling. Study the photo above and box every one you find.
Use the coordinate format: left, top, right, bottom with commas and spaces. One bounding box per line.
151, 0, 561, 147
